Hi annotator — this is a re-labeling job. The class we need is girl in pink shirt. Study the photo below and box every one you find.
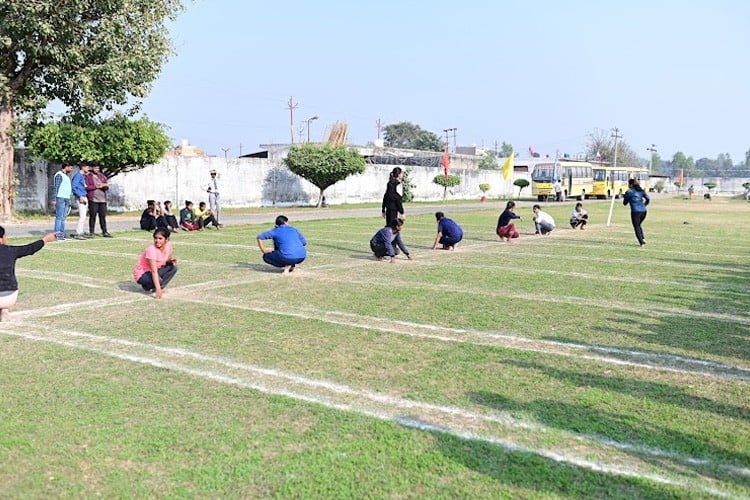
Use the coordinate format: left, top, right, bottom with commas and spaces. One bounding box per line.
133, 228, 178, 299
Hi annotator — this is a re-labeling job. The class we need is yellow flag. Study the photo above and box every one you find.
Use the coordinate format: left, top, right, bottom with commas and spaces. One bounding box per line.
501, 152, 514, 180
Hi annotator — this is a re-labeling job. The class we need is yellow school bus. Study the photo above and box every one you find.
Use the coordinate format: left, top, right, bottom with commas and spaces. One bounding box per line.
531, 160, 593, 201
591, 166, 650, 199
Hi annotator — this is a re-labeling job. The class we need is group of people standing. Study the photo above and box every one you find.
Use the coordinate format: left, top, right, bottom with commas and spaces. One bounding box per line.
53, 163, 111, 241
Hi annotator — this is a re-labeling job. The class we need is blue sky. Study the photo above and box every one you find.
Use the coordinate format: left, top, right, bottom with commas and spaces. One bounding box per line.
140, 0, 750, 164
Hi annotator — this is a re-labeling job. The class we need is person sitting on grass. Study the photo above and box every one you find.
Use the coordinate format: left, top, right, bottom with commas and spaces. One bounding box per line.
370, 218, 412, 263
139, 200, 166, 231
432, 211, 463, 250
256, 215, 307, 274
570, 202, 588, 229
0, 228, 56, 321
133, 228, 178, 299
179, 200, 200, 231
194, 201, 221, 231
162, 200, 179, 233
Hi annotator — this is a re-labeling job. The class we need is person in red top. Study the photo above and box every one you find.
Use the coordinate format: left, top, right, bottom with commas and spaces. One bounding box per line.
85, 165, 112, 237
133, 228, 178, 299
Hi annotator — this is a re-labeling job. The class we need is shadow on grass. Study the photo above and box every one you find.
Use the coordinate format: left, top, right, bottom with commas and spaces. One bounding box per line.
433, 429, 685, 498
232, 262, 287, 273
117, 281, 145, 293
467, 390, 750, 491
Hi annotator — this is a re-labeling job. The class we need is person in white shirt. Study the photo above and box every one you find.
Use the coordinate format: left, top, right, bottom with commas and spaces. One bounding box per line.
532, 204, 556, 235
570, 202, 588, 229
204, 169, 222, 226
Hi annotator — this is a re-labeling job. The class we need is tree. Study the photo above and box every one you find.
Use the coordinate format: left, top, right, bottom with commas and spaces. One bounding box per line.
513, 178, 530, 198
478, 151, 499, 170
0, 0, 183, 220
669, 151, 698, 178
284, 144, 366, 207
500, 141, 514, 158
27, 115, 170, 178
384, 122, 443, 151
584, 128, 641, 167
432, 174, 460, 199
402, 167, 416, 203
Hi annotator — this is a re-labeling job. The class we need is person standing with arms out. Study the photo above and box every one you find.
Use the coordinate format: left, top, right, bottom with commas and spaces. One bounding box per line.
381, 167, 405, 225
570, 202, 588, 229
256, 215, 307, 274
50, 163, 74, 241
432, 211, 463, 250
71, 164, 90, 240
623, 178, 650, 247
205, 169, 222, 226
133, 228, 178, 299
85, 165, 112, 237
0, 227, 56, 320
496, 200, 521, 242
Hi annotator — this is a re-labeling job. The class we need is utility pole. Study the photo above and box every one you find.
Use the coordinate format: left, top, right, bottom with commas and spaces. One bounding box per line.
607, 127, 622, 226
221, 147, 230, 163
375, 117, 382, 140
287, 96, 298, 144
646, 144, 657, 175
443, 127, 457, 152
239, 143, 242, 157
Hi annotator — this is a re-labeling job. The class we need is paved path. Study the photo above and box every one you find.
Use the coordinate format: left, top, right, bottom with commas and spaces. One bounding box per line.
2, 201, 525, 238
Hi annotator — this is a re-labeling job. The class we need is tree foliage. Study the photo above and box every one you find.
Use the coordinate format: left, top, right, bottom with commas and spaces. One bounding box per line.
500, 141, 514, 158
513, 178, 530, 198
478, 151, 499, 170
0, 0, 184, 220
432, 174, 460, 199
402, 167, 416, 203
27, 115, 170, 178
284, 144, 366, 207
383, 122, 443, 152
584, 128, 641, 168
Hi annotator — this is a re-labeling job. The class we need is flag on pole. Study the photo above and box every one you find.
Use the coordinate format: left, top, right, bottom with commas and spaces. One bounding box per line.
440, 146, 449, 180
501, 152, 514, 181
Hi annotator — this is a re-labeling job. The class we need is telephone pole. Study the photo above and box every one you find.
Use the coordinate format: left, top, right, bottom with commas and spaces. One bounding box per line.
443, 127, 457, 152
375, 117, 382, 140
607, 127, 623, 226
287, 96, 298, 144
646, 144, 657, 175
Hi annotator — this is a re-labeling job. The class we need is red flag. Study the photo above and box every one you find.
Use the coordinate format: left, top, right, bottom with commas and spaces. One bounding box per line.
440, 146, 449, 179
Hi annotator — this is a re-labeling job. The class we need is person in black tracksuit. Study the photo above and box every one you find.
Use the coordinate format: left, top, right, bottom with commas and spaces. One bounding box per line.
381, 167, 405, 226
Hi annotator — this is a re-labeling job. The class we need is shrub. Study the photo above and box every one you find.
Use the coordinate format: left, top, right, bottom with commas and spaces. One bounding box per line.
479, 183, 490, 193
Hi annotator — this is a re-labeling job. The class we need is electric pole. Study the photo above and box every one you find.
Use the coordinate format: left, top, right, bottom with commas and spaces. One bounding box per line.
646, 144, 657, 175
443, 128, 456, 152
607, 127, 623, 226
287, 96, 298, 144
376, 117, 382, 140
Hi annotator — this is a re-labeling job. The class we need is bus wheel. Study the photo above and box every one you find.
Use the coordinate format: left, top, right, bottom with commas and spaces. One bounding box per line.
538, 195, 545, 202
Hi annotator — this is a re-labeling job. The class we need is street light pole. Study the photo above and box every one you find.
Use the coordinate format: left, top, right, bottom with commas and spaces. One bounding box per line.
305, 116, 319, 143
646, 144, 657, 175
607, 127, 622, 226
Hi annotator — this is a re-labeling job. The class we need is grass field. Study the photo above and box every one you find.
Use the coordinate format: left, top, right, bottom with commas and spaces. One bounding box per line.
1, 196, 749, 498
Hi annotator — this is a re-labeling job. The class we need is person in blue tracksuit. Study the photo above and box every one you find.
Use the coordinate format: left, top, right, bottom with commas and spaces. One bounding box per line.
256, 215, 307, 273
370, 219, 412, 263
432, 211, 463, 250
623, 178, 650, 246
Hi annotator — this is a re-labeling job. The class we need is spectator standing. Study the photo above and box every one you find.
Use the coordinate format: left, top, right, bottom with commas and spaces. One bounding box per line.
204, 169, 222, 226
554, 178, 563, 202
85, 165, 112, 237
0, 227, 56, 320
532, 204, 556, 235
71, 164, 90, 240
256, 215, 307, 273
432, 211, 463, 250
51, 163, 74, 241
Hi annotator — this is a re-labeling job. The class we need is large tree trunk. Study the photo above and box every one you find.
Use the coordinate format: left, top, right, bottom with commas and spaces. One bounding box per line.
0, 104, 15, 222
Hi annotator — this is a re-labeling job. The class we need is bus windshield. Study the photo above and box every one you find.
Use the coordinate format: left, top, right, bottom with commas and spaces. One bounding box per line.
532, 165, 556, 182
593, 169, 607, 181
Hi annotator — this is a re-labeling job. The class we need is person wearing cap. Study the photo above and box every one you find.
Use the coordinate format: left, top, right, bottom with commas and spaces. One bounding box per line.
71, 164, 90, 239
256, 215, 307, 274
204, 169, 222, 226
0, 227, 56, 321
50, 163, 74, 241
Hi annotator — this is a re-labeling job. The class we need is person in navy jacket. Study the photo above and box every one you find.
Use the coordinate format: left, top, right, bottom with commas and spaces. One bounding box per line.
623, 178, 650, 246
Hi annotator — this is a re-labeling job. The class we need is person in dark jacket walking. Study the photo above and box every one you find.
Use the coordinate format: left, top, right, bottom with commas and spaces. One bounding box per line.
623, 178, 650, 246
381, 167, 405, 225
0, 227, 56, 321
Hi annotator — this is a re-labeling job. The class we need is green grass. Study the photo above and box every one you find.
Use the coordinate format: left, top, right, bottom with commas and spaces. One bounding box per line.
1, 197, 749, 498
